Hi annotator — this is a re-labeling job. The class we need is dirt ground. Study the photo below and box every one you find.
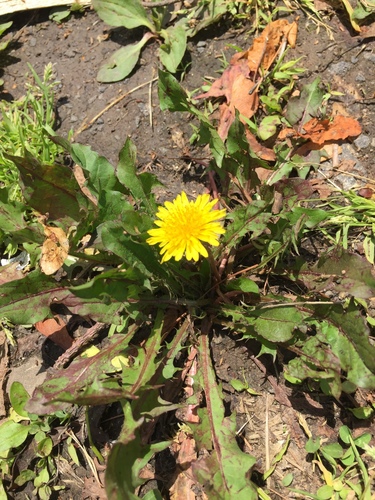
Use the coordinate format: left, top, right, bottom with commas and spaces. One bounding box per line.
1, 4, 375, 499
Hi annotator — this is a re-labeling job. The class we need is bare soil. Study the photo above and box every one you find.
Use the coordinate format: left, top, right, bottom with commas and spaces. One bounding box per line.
1, 5, 375, 499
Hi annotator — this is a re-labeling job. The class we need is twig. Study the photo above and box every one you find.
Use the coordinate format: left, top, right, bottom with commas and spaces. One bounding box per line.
54, 322, 107, 369
65, 429, 103, 487
265, 393, 270, 490
149, 68, 156, 128
73, 77, 158, 139
142, 0, 179, 7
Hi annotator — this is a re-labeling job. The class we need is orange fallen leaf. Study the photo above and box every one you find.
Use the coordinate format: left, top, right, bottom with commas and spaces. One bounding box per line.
301, 115, 362, 145
278, 115, 361, 147
40, 225, 69, 276
35, 316, 73, 350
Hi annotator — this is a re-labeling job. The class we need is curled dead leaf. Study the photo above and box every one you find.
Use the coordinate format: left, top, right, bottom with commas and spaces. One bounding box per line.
34, 316, 73, 350
40, 225, 69, 275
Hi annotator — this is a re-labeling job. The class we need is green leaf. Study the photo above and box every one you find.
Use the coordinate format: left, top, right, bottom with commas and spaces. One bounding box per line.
159, 25, 187, 73
321, 442, 343, 459
0, 21, 12, 38
158, 70, 191, 112
192, 333, 258, 499
305, 437, 320, 454
0, 420, 29, 453
98, 222, 168, 278
117, 137, 157, 213
14, 469, 36, 486
97, 32, 153, 83
9, 382, 30, 418
5, 152, 93, 227
69, 142, 125, 197
258, 115, 282, 141
298, 250, 375, 300
348, 406, 374, 419
0, 271, 69, 324
252, 305, 304, 342
226, 277, 259, 295
285, 77, 324, 126
105, 402, 170, 499
92, 0, 154, 31
317, 485, 334, 500
37, 437, 53, 457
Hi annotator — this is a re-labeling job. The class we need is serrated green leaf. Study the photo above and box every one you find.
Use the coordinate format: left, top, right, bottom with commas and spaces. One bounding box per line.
191, 333, 257, 499
105, 401, 170, 499
70, 142, 125, 197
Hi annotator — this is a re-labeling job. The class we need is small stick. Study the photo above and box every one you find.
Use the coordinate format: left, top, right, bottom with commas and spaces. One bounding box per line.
265, 393, 271, 490
73, 77, 158, 139
54, 322, 107, 369
149, 68, 156, 128
142, 0, 178, 6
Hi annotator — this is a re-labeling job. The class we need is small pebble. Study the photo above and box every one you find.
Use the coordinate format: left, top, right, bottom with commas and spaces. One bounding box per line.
363, 52, 375, 63
354, 134, 371, 150
64, 49, 76, 58
29, 37, 37, 47
355, 73, 366, 82
70, 115, 78, 123
329, 61, 351, 76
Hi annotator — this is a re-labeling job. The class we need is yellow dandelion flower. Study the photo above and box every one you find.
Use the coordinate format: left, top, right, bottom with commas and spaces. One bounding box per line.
147, 192, 226, 263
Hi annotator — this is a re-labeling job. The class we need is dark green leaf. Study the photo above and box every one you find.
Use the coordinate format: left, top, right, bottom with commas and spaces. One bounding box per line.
158, 70, 191, 112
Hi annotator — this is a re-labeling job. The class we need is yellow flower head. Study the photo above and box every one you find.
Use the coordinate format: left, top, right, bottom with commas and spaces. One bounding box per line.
147, 192, 226, 263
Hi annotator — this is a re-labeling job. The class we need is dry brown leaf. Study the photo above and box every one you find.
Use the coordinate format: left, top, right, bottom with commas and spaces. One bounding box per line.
247, 20, 297, 72
245, 129, 276, 161
40, 225, 69, 275
34, 316, 73, 350
301, 116, 362, 145
73, 164, 98, 206
170, 431, 198, 500
0, 330, 8, 417
0, 262, 25, 285
196, 20, 297, 141
309, 178, 334, 199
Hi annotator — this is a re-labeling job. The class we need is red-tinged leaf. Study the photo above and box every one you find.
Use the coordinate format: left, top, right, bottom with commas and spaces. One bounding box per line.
0, 270, 130, 325
26, 334, 137, 414
5, 152, 94, 227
